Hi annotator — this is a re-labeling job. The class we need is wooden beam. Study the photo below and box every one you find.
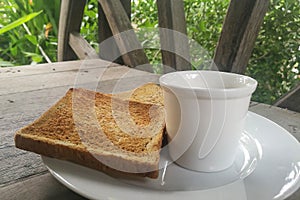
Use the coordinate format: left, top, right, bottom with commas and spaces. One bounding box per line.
98, 0, 149, 68
213, 0, 269, 73
57, 0, 87, 61
0, 61, 150, 96
274, 84, 300, 112
69, 32, 99, 60
98, 0, 131, 64
157, 0, 191, 71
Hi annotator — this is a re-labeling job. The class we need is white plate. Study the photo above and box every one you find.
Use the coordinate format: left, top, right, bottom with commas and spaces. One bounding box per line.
119, 131, 260, 191
42, 112, 300, 200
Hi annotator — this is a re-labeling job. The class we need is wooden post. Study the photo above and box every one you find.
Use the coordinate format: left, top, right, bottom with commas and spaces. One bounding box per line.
213, 0, 269, 74
98, 0, 131, 64
57, 0, 87, 61
157, 0, 191, 71
69, 32, 99, 60
274, 84, 300, 112
98, 0, 149, 68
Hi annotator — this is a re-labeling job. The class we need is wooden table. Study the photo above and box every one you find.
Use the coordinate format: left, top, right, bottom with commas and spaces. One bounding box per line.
1, 60, 299, 200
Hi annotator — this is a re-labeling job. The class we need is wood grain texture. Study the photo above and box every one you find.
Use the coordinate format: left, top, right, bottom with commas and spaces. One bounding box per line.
0, 87, 71, 186
0, 59, 119, 79
274, 84, 300, 113
98, 0, 149, 68
98, 0, 131, 64
57, 0, 87, 61
0, 173, 85, 200
157, 0, 191, 71
69, 32, 99, 60
213, 0, 269, 73
0, 61, 151, 96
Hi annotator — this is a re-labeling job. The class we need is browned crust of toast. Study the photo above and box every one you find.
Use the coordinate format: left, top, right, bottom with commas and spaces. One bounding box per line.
14, 87, 165, 178
15, 132, 158, 178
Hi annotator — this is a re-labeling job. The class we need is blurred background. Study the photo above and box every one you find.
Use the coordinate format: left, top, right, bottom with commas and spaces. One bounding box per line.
0, 0, 299, 104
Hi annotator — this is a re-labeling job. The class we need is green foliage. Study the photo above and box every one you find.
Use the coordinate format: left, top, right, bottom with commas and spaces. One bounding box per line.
0, 10, 42, 34
246, 0, 300, 104
0, 0, 60, 65
131, 0, 300, 104
131, 0, 158, 28
81, 0, 99, 51
184, 0, 229, 69
130, 0, 229, 67
0, 0, 299, 104
131, 0, 161, 66
184, 0, 229, 56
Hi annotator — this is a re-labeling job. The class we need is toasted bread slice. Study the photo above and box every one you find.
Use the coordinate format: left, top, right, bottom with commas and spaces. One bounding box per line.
112, 83, 164, 106
15, 88, 165, 178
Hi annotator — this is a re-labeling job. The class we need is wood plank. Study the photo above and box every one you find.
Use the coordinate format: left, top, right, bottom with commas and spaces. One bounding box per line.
57, 0, 87, 61
0, 87, 69, 186
0, 59, 119, 78
157, 0, 190, 71
0, 150, 47, 186
0, 173, 85, 200
0, 66, 151, 96
98, 0, 149, 68
273, 84, 300, 113
69, 32, 99, 60
213, 0, 269, 73
98, 0, 131, 64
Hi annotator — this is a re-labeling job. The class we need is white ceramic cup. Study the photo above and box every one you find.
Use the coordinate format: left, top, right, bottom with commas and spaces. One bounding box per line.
159, 70, 257, 172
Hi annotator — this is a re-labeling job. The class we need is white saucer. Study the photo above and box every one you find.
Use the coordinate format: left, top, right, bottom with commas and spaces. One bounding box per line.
119, 131, 260, 191
42, 112, 300, 200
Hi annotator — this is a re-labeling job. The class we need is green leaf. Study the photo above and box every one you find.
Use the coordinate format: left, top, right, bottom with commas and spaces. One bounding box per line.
31, 55, 43, 63
0, 59, 14, 67
199, 21, 206, 31
0, 10, 43, 35
11, 46, 18, 57
25, 35, 38, 45
23, 51, 43, 63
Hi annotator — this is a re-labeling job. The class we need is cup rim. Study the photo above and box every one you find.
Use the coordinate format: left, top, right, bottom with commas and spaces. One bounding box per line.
159, 70, 258, 99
